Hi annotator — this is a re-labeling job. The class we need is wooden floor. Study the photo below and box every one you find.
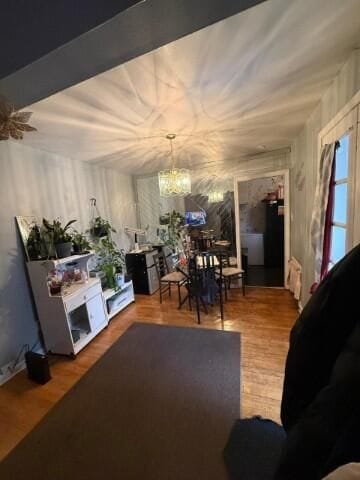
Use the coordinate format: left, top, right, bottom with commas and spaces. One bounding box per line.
0, 286, 298, 462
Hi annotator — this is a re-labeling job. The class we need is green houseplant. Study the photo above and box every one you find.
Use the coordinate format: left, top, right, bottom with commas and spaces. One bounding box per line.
26, 223, 47, 260
94, 238, 125, 290
42, 218, 77, 258
161, 210, 185, 251
89, 216, 116, 238
72, 230, 91, 254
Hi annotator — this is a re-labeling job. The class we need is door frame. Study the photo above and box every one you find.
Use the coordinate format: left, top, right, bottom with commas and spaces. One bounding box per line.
234, 168, 290, 287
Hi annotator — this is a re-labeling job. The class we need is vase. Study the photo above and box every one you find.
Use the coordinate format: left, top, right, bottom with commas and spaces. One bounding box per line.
115, 273, 125, 287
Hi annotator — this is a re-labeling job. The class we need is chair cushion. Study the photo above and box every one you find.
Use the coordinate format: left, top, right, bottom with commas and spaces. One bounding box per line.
221, 267, 244, 276
161, 272, 186, 283
224, 417, 286, 480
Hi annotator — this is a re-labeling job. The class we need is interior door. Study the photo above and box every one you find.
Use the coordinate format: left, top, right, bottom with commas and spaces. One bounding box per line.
86, 293, 107, 331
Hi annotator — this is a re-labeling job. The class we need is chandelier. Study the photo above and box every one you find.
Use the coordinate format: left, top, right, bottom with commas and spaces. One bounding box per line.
208, 190, 224, 203
158, 134, 191, 197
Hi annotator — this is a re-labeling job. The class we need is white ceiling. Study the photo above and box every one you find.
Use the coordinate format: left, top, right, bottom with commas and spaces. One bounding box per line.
20, 0, 360, 175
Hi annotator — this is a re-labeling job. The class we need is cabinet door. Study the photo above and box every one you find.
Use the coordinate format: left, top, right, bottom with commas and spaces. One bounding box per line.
86, 293, 107, 331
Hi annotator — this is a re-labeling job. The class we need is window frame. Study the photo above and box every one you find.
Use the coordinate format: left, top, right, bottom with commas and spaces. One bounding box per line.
319, 105, 358, 269
328, 139, 349, 270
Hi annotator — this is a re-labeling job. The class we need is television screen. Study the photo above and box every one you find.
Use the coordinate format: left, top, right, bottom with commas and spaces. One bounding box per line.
185, 211, 206, 226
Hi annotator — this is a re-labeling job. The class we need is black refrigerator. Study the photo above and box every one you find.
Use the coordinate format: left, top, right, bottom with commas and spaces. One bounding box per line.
263, 199, 284, 268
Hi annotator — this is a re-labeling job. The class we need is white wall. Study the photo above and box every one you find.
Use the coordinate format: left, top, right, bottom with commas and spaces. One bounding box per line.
290, 50, 360, 306
0, 141, 137, 368
136, 175, 185, 241
239, 175, 283, 233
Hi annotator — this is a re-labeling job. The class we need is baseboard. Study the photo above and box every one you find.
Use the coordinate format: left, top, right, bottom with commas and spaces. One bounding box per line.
0, 347, 45, 386
0, 359, 26, 386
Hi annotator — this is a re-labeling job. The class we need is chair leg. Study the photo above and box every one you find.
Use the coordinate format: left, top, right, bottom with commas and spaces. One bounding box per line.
219, 282, 224, 321
195, 296, 201, 324
242, 276, 246, 296
224, 277, 228, 301
200, 297, 208, 314
177, 283, 181, 308
159, 283, 163, 304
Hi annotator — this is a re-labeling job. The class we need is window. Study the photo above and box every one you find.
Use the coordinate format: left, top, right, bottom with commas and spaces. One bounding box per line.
328, 134, 350, 270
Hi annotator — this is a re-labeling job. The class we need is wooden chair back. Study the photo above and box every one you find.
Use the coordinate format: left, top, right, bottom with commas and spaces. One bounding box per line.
153, 252, 169, 280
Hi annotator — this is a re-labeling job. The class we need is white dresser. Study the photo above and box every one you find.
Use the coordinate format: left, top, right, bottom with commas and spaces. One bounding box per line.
27, 253, 108, 357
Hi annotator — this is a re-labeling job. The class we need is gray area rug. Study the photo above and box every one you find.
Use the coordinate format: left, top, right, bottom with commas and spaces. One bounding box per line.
0, 323, 240, 480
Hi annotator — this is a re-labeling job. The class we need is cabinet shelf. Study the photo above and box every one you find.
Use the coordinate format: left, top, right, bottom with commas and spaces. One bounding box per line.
103, 281, 135, 319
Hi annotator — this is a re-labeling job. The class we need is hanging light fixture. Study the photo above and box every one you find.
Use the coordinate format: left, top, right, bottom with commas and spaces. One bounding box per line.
206, 174, 224, 203
208, 190, 224, 203
158, 134, 191, 197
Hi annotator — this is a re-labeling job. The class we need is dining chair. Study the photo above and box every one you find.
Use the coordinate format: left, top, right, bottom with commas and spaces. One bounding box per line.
153, 252, 186, 307
180, 252, 224, 324
216, 251, 246, 299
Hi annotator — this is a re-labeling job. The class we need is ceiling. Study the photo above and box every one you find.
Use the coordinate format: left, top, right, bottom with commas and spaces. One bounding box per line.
19, 0, 360, 175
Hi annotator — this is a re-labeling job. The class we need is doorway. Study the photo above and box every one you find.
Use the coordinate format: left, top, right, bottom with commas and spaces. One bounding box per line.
235, 170, 290, 287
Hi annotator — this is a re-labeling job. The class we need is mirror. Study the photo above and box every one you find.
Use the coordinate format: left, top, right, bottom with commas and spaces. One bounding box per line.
136, 171, 236, 259
15, 216, 39, 261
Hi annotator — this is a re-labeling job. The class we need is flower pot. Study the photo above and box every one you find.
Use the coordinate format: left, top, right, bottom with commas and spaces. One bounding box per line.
49, 283, 62, 295
55, 242, 73, 259
92, 226, 107, 238
73, 243, 81, 254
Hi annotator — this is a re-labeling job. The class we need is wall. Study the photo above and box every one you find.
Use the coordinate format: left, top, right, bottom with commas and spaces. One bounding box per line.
239, 175, 283, 233
136, 175, 185, 242
136, 150, 290, 241
290, 50, 360, 306
0, 141, 137, 369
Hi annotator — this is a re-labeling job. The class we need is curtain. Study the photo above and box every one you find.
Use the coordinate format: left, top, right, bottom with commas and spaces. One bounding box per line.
310, 142, 336, 285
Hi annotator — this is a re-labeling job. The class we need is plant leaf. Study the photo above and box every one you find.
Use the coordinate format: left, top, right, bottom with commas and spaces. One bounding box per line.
12, 111, 32, 123
42, 218, 54, 231
0, 129, 9, 140
64, 219, 77, 231
10, 127, 23, 140
14, 122, 37, 132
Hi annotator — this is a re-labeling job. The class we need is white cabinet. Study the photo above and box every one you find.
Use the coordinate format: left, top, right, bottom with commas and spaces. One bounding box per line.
27, 253, 109, 357
86, 293, 107, 331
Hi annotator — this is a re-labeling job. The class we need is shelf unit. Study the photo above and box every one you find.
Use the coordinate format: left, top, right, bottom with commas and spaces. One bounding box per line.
27, 253, 108, 357
102, 280, 135, 320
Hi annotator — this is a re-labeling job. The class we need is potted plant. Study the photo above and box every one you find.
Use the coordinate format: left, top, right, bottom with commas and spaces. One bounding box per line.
161, 210, 186, 252
42, 218, 77, 259
27, 223, 46, 260
89, 216, 116, 238
94, 238, 125, 290
72, 230, 91, 254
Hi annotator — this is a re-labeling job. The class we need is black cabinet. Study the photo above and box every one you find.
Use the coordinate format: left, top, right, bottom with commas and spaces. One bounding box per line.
263, 199, 284, 268
125, 251, 159, 294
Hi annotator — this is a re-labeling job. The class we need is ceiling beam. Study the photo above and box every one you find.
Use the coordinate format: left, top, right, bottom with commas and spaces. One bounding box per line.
0, 0, 266, 108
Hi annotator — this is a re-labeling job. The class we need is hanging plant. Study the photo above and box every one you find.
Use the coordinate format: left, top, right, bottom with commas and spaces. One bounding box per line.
89, 216, 116, 238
